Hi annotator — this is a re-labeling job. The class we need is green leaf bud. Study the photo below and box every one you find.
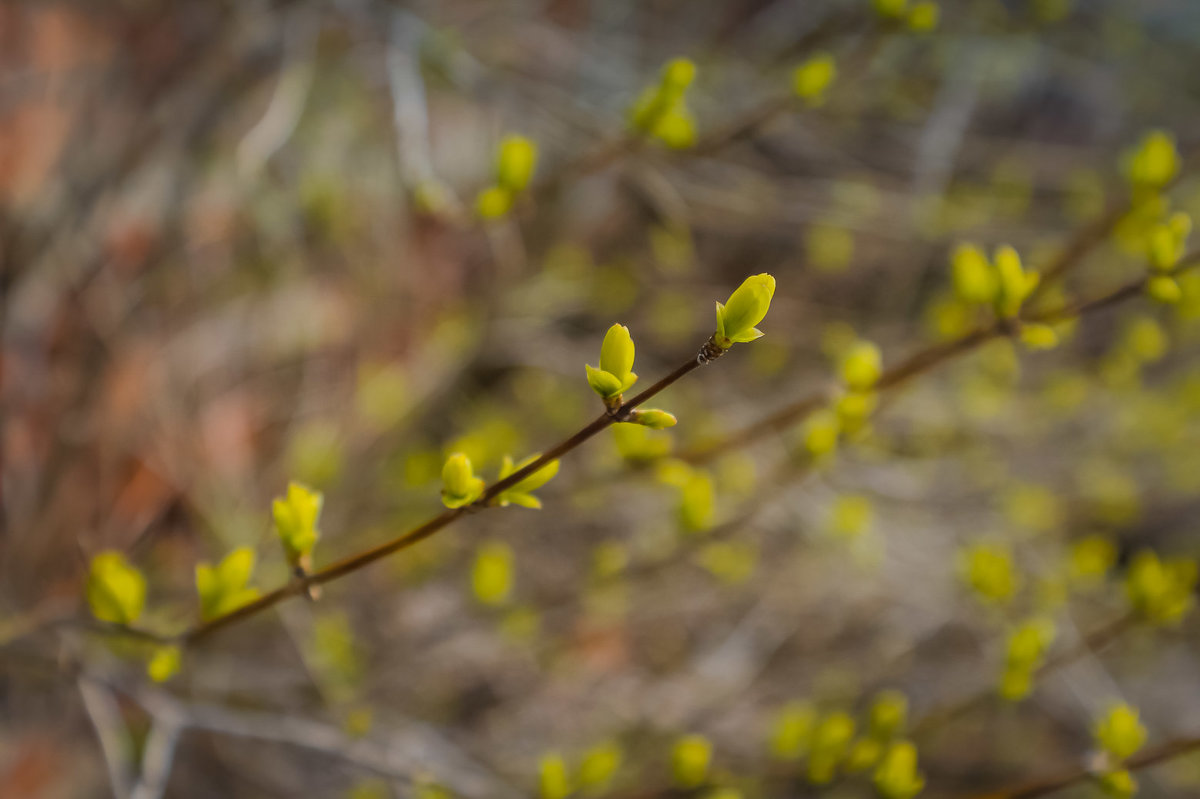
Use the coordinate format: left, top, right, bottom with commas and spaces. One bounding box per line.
1094, 703, 1147, 762
495, 454, 560, 509
578, 741, 622, 792
840, 341, 883, 391
844, 737, 884, 773
993, 245, 1039, 318
907, 1, 939, 31
715, 273, 776, 348
678, 470, 716, 532
475, 185, 515, 219
792, 54, 836, 106
1146, 275, 1182, 304
661, 58, 697, 93
496, 135, 538, 194
873, 0, 909, 19
86, 550, 147, 625
1124, 549, 1197, 625
472, 541, 514, 606
671, 734, 712, 788
1098, 769, 1137, 799
631, 408, 678, 429
807, 712, 855, 784
804, 409, 842, 458
873, 741, 926, 799
769, 701, 817, 761
273, 481, 323, 567
196, 547, 260, 621
951, 243, 998, 305
441, 453, 485, 509
1019, 323, 1060, 351
959, 542, 1020, 604
1124, 130, 1180, 191
539, 752, 571, 799
587, 323, 638, 399
868, 690, 909, 739
147, 645, 181, 683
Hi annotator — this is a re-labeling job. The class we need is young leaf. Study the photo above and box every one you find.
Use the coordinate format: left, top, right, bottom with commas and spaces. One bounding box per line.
715, 273, 776, 348
495, 454, 560, 509
86, 551, 147, 625
273, 482, 323, 567
196, 547, 260, 621
441, 453, 485, 509
586, 324, 637, 399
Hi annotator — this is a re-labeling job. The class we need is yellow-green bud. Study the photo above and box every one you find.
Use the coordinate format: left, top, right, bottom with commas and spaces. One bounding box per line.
273, 481, 323, 566
715, 273, 776, 348
476, 185, 515, 219
86, 550, 147, 625
1124, 130, 1180, 191
951, 243, 998, 305
808, 712, 855, 784
1020, 323, 1059, 350
1125, 549, 1197, 625
840, 341, 883, 391
792, 54, 836, 106
147, 645, 181, 683
671, 734, 712, 788
196, 547, 259, 621
495, 454, 560, 509
907, 1, 939, 31
586, 323, 638, 399
994, 245, 1039, 317
578, 742, 622, 791
496, 135, 538, 194
769, 701, 817, 761
1094, 703, 1147, 762
472, 541, 514, 606
632, 409, 678, 429
441, 453, 485, 508
873, 741, 926, 799
539, 752, 571, 799
1098, 768, 1137, 799
1146, 275, 1182, 304
873, 0, 908, 19
868, 690, 909, 739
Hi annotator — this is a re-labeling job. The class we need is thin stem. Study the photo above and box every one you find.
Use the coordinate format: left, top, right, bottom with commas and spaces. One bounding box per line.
179, 342, 713, 645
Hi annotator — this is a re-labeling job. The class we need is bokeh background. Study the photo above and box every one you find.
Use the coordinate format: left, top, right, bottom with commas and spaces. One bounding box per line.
3, 1, 1200, 797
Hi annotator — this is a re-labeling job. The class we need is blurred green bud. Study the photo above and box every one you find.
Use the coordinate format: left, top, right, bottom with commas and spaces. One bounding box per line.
679, 470, 716, 532
146, 645, 181, 683
86, 551, 146, 625
868, 690, 909, 739
959, 542, 1020, 605
586, 323, 638, 399
835, 389, 878, 432
769, 701, 817, 761
830, 494, 873, 540
196, 547, 260, 621
661, 57, 697, 94
475, 185, 515, 219
808, 712, 856, 784
495, 454, 560, 509
630, 58, 698, 149
873, 741, 926, 799
1094, 703, 1147, 762
441, 453, 485, 509
496, 135, 538, 194
273, 481, 323, 567
1125, 549, 1197, 625
804, 409, 841, 458
697, 540, 757, 584
472, 541, 514, 606
873, 0, 908, 19
951, 243, 998, 305
993, 245, 1040, 318
630, 408, 678, 429
1098, 768, 1138, 799
1020, 323, 1060, 351
907, 1, 939, 31
715, 273, 776, 348
1147, 212, 1191, 272
792, 53, 837, 106
1124, 130, 1180, 191
578, 741, 622, 793
1002, 617, 1056, 701
840, 341, 883, 391
1069, 536, 1117, 588
539, 752, 571, 799
1146, 275, 1182, 304
672, 734, 712, 788
844, 737, 884, 773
